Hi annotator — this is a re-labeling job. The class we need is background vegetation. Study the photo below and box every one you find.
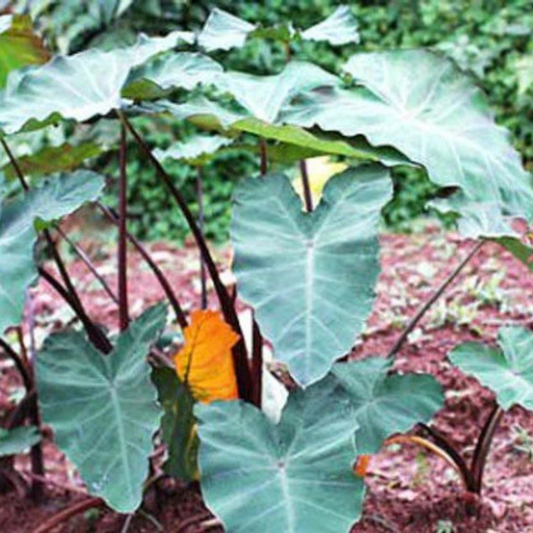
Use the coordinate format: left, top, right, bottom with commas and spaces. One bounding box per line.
5, 0, 533, 241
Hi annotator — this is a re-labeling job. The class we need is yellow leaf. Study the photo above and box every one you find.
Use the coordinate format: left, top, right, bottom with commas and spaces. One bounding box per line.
293, 156, 347, 203
174, 310, 240, 403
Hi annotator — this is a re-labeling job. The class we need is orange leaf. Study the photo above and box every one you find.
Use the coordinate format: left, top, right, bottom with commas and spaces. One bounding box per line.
174, 310, 240, 403
354, 455, 371, 478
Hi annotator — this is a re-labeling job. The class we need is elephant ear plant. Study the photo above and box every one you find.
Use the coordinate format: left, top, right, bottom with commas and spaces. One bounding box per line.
0, 5, 532, 533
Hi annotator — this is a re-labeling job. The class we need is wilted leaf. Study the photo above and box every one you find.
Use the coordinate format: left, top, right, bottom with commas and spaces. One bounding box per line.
173, 310, 239, 403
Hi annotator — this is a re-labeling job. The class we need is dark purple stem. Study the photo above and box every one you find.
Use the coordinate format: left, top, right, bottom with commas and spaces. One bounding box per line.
387, 240, 484, 358
118, 120, 130, 331
97, 203, 188, 330
121, 116, 253, 402
196, 166, 208, 310
471, 405, 505, 494
56, 227, 118, 304
299, 160, 313, 212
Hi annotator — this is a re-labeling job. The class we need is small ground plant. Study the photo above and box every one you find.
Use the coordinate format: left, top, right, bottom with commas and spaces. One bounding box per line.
0, 5, 532, 532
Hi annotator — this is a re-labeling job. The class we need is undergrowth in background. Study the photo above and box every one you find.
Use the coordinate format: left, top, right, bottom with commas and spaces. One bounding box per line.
5, 0, 533, 241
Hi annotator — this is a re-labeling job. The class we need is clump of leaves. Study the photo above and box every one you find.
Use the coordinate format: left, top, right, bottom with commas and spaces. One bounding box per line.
0, 4, 531, 532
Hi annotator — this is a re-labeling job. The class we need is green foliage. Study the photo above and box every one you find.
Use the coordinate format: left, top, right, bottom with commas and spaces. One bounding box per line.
196, 379, 365, 533
329, 358, 444, 455
0, 171, 105, 336
152, 367, 198, 482
0, 5, 531, 528
36, 304, 167, 512
231, 167, 392, 385
449, 327, 533, 410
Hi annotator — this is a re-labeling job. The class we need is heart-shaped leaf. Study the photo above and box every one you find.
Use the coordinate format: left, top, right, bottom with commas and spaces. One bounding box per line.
36, 304, 166, 512
284, 50, 533, 233
329, 358, 444, 454
231, 166, 392, 385
449, 327, 533, 410
0, 426, 41, 457
196, 378, 364, 533
0, 171, 105, 336
0, 15, 50, 88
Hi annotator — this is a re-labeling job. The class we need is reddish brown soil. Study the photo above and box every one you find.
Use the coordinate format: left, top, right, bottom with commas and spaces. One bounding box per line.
1, 229, 533, 532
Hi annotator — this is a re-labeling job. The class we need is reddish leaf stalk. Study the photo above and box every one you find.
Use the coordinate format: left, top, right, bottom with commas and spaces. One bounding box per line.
471, 405, 504, 494
196, 166, 208, 310
38, 267, 112, 353
118, 120, 130, 331
97, 203, 188, 330
56, 227, 119, 304
0, 138, 108, 352
387, 240, 484, 358
121, 116, 253, 402
299, 160, 313, 212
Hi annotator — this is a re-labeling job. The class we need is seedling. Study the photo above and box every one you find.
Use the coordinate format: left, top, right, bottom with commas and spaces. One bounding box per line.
391, 327, 533, 504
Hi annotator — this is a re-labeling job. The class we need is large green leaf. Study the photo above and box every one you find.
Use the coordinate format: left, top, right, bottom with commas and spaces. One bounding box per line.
330, 358, 444, 454
0, 171, 105, 335
300, 6, 359, 46
0, 31, 193, 134
123, 53, 223, 101
284, 50, 533, 231
0, 15, 50, 88
152, 367, 198, 482
449, 327, 533, 411
2, 142, 102, 181
0, 426, 41, 457
36, 305, 166, 512
196, 379, 364, 533
151, 97, 410, 166
231, 166, 392, 385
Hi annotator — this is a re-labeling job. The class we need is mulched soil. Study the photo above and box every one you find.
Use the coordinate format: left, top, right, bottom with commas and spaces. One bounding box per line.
1, 227, 533, 532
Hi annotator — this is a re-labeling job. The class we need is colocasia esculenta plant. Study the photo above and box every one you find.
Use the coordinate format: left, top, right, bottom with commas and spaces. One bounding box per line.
0, 5, 532, 532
